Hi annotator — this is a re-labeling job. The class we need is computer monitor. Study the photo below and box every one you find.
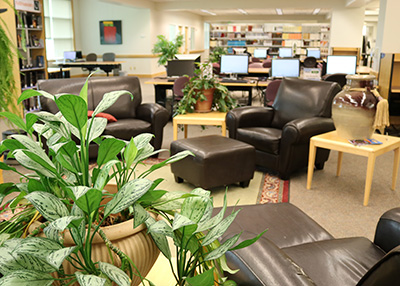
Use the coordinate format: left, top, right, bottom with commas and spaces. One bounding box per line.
232, 48, 246, 55
326, 55, 357, 75
271, 59, 300, 78
63, 51, 76, 61
167, 59, 196, 77
75, 51, 83, 59
279, 47, 292, 58
220, 55, 249, 75
175, 54, 201, 63
307, 48, 320, 59
253, 49, 268, 59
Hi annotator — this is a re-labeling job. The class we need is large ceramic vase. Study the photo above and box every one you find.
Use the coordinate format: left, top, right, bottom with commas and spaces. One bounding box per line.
194, 88, 215, 112
332, 74, 377, 140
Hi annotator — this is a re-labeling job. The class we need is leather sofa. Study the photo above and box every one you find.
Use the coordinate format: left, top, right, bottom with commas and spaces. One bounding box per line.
220, 203, 400, 286
37, 76, 169, 159
226, 78, 341, 179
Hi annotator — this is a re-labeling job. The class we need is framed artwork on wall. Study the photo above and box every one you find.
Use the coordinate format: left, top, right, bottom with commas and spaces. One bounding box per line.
99, 20, 122, 45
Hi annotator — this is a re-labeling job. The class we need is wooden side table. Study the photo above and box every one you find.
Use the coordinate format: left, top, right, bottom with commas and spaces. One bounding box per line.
172, 111, 227, 140
307, 131, 400, 206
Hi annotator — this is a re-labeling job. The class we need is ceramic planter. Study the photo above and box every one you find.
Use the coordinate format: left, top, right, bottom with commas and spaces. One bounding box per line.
194, 88, 215, 112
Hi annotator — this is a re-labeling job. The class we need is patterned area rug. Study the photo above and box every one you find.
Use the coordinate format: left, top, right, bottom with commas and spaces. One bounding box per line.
257, 172, 290, 204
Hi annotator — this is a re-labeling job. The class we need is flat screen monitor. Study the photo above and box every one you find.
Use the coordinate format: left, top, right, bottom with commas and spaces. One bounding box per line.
253, 49, 268, 59
220, 55, 249, 75
75, 51, 83, 59
326, 55, 357, 75
167, 59, 196, 77
175, 54, 201, 63
307, 48, 320, 59
279, 47, 292, 58
233, 48, 246, 54
271, 59, 300, 78
63, 51, 76, 61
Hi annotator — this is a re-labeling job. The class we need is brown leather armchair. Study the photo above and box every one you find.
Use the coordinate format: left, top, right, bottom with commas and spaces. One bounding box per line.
37, 76, 169, 159
219, 203, 400, 286
226, 78, 341, 179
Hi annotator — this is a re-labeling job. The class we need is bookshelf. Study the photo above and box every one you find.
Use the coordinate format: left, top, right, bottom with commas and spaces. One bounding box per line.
209, 23, 330, 57
15, 0, 48, 111
378, 53, 400, 117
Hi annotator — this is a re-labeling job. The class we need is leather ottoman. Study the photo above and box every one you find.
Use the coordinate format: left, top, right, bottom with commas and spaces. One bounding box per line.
170, 135, 256, 189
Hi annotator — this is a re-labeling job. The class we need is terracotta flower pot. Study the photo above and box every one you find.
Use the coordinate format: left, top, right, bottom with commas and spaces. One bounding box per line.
194, 88, 215, 113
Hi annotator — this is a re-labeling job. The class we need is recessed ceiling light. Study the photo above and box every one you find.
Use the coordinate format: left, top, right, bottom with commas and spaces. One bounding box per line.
238, 9, 248, 15
201, 9, 216, 16
313, 8, 321, 15
276, 8, 283, 15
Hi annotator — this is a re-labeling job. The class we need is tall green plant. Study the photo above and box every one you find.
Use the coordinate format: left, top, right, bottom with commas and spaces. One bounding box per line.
152, 34, 184, 66
209, 47, 226, 64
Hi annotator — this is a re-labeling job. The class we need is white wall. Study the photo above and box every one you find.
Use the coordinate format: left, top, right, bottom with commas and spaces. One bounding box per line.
330, 7, 364, 48
72, 0, 205, 76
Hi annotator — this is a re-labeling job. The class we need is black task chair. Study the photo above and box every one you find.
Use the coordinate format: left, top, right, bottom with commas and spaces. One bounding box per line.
82, 53, 97, 73
303, 56, 317, 68
172, 76, 190, 114
102, 52, 116, 76
322, 73, 347, 88
226, 78, 342, 180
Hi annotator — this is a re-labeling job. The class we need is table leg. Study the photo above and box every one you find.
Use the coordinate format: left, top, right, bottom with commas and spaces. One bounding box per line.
184, 125, 188, 138
307, 140, 316, 189
392, 147, 400, 190
154, 85, 169, 107
173, 119, 178, 141
337, 151, 343, 176
364, 153, 377, 206
248, 87, 253, 106
221, 122, 226, 137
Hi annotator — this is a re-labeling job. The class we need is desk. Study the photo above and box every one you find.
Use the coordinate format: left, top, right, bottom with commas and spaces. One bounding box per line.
173, 112, 227, 140
307, 131, 400, 206
248, 68, 270, 77
58, 61, 124, 76
145, 78, 269, 107
48, 67, 71, 78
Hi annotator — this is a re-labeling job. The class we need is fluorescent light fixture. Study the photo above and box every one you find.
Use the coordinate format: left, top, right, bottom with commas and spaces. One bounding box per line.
238, 9, 248, 15
313, 8, 321, 15
276, 8, 283, 15
201, 9, 216, 16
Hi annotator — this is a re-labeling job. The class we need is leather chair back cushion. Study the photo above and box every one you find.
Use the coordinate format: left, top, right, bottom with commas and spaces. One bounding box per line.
37, 76, 142, 119
103, 118, 151, 141
271, 78, 341, 129
237, 127, 281, 155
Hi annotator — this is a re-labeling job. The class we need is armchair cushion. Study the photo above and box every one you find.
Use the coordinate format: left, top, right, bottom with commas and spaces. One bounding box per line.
237, 127, 281, 155
103, 119, 151, 141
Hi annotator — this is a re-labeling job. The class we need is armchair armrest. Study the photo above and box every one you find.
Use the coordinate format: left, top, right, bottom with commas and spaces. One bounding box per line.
226, 106, 274, 139
136, 103, 169, 150
281, 117, 335, 145
374, 208, 400, 253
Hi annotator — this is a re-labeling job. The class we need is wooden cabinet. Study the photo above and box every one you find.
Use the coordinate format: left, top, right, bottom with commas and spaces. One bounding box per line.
378, 53, 400, 117
210, 23, 330, 57
15, 0, 47, 111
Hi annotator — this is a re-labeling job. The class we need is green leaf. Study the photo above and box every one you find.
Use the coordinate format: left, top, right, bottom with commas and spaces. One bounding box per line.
147, 220, 174, 237
202, 209, 240, 246
25, 113, 39, 134
46, 246, 76, 269
145, 216, 171, 259
93, 90, 133, 116
55, 94, 88, 135
104, 179, 152, 216
93, 159, 119, 191
47, 216, 83, 232
0, 248, 56, 274
97, 138, 125, 167
133, 133, 154, 151
185, 268, 215, 286
11, 135, 48, 159
204, 233, 241, 261
78, 73, 91, 103
27, 179, 44, 193
152, 191, 188, 211
13, 150, 56, 178
25, 192, 69, 222
196, 190, 228, 233
75, 272, 106, 286
99, 261, 131, 286
124, 137, 137, 169
0, 112, 26, 132
16, 237, 62, 259
229, 229, 268, 251
1, 139, 26, 153
0, 162, 17, 171
143, 150, 193, 175
18, 89, 54, 104
87, 117, 107, 143
33, 111, 63, 124
132, 203, 149, 229
182, 188, 212, 224
0, 270, 54, 286
76, 188, 103, 215
70, 204, 86, 246
172, 213, 196, 231
18, 150, 57, 176
55, 153, 78, 173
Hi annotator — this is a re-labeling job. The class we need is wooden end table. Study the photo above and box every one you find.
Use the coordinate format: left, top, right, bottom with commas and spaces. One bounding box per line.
173, 111, 227, 140
307, 131, 400, 206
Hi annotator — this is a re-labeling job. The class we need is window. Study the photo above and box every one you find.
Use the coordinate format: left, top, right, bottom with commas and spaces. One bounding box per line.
44, 0, 74, 60
204, 23, 210, 49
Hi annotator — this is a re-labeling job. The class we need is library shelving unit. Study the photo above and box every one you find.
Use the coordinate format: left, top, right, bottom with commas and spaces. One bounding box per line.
378, 53, 400, 118
209, 23, 330, 57
15, 0, 48, 111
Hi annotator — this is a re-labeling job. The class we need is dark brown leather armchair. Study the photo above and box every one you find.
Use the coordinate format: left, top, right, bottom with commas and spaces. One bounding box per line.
226, 78, 341, 179
37, 76, 169, 159
219, 203, 400, 286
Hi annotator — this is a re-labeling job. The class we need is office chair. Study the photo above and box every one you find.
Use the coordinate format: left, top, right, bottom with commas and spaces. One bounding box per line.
303, 56, 317, 68
102, 52, 116, 76
251, 57, 261, 63
322, 73, 347, 88
248, 62, 263, 69
262, 59, 272, 68
264, 79, 282, 107
172, 76, 190, 114
83, 53, 97, 73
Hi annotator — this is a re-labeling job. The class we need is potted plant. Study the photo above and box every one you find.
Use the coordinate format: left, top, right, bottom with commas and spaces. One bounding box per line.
209, 47, 226, 64
175, 63, 237, 115
0, 73, 264, 286
152, 34, 184, 66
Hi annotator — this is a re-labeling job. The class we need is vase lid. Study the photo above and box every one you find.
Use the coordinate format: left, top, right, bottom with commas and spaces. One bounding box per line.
345, 74, 376, 81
